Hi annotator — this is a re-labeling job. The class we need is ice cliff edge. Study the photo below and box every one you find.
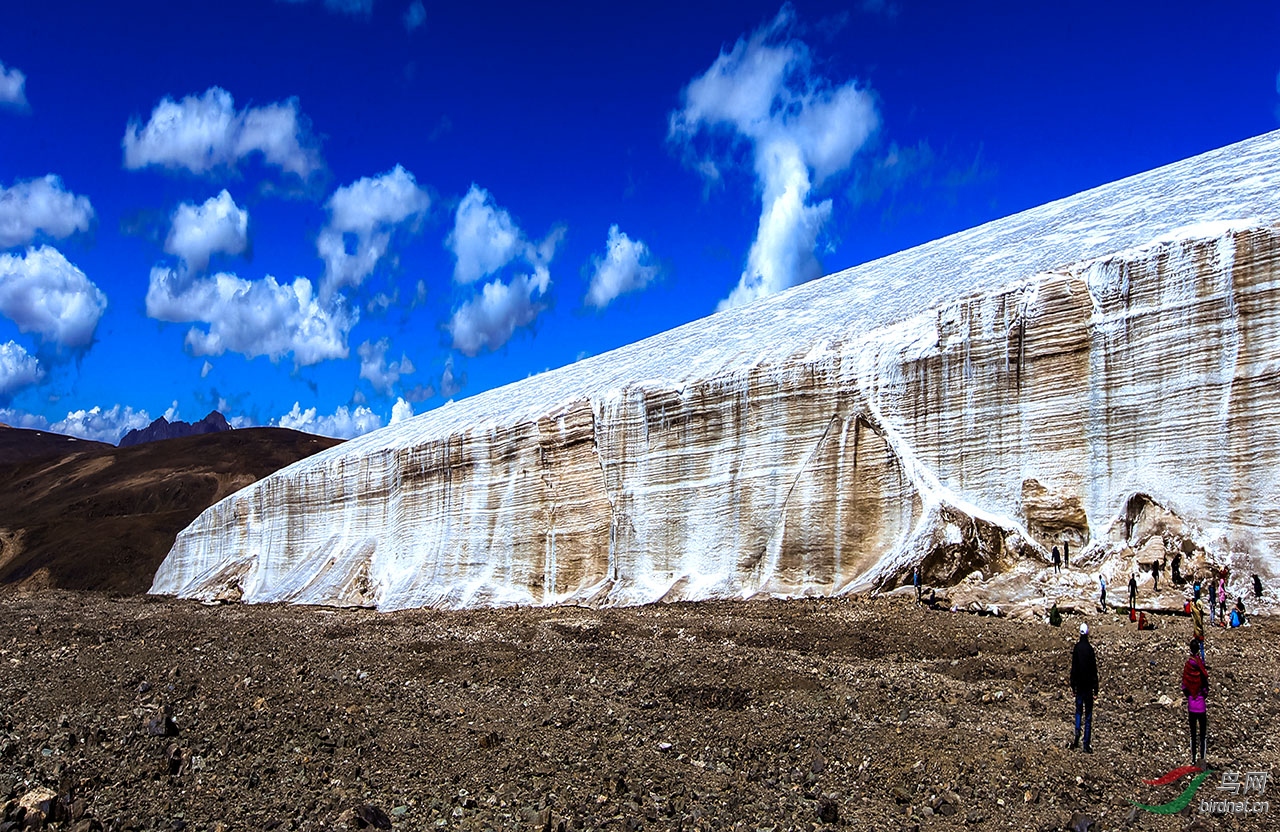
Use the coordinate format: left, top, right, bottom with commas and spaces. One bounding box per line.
151, 131, 1280, 610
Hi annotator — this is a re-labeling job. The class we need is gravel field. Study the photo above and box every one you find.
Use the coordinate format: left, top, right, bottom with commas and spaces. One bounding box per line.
1, 590, 1277, 832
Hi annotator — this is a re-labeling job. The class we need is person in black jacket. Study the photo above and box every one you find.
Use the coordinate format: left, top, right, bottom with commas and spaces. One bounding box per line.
1070, 623, 1099, 753
1128, 573, 1138, 612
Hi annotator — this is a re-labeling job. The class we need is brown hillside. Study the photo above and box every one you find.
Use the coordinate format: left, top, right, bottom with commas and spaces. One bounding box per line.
0, 424, 113, 465
0, 428, 342, 594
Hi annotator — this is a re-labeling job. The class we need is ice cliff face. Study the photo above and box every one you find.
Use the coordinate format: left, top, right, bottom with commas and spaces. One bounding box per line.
151, 131, 1280, 610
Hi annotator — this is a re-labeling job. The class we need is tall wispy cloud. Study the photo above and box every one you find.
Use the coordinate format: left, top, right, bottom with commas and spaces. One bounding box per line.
585, 225, 659, 309
146, 267, 353, 366
165, 190, 249, 273
123, 87, 324, 179
404, 1, 426, 31
670, 5, 879, 310
0, 246, 108, 349
445, 185, 563, 355
357, 337, 415, 395
0, 341, 43, 399
0, 176, 94, 248
0, 60, 28, 112
317, 165, 429, 297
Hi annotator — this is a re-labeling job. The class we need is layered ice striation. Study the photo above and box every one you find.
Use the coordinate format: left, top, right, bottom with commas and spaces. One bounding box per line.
152, 131, 1280, 610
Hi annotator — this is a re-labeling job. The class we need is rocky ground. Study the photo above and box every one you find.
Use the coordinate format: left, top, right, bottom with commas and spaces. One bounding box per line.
1, 590, 1277, 832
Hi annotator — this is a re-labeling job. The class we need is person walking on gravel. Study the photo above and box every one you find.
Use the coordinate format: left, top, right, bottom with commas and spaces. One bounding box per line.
1070, 623, 1099, 753
1181, 639, 1209, 764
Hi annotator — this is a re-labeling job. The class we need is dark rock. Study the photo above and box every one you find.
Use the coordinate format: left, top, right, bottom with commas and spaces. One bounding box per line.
815, 796, 839, 824
145, 716, 177, 738
351, 805, 391, 830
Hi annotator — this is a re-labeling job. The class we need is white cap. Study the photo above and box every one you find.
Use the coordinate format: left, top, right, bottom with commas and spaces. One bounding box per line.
1080, 623, 1089, 635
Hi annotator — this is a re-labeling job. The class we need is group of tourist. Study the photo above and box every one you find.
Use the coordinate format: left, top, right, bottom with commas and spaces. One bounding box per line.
1061, 558, 1266, 767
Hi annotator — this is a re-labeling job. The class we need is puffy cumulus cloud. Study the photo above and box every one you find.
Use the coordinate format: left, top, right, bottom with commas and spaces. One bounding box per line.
317, 165, 429, 297
446, 185, 527, 285
669, 5, 879, 310
275, 401, 382, 439
279, 0, 374, 16
123, 87, 323, 179
404, 1, 426, 31
0, 176, 94, 248
448, 268, 549, 356
8, 404, 151, 444
146, 266, 353, 366
0, 340, 43, 398
357, 337, 415, 395
389, 396, 414, 424
165, 190, 249, 273
585, 225, 659, 309
445, 186, 564, 354
0, 246, 108, 349
0, 61, 28, 111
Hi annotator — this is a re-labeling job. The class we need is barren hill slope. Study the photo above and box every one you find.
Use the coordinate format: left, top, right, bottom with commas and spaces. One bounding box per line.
0, 428, 341, 593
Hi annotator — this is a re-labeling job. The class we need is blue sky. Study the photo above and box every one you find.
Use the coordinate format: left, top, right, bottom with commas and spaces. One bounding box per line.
1, 0, 1277, 442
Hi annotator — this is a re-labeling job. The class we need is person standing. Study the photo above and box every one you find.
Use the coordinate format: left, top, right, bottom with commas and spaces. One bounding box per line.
1181, 639, 1209, 764
1070, 623, 1099, 753
1209, 573, 1218, 624
913, 565, 921, 601
1218, 576, 1227, 623
1253, 573, 1264, 600
1099, 575, 1107, 609
1063, 540, 1070, 568
1052, 546, 1061, 574
1190, 599, 1206, 660
1128, 573, 1138, 612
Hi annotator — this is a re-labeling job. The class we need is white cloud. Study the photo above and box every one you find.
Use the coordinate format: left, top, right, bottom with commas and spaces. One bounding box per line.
0, 176, 94, 248
165, 190, 249, 273
317, 165, 429, 297
0, 61, 28, 111
585, 225, 659, 308
0, 404, 155, 444
0, 341, 43, 397
123, 87, 323, 178
275, 401, 382, 439
200, 360, 213, 378
404, 1, 426, 31
446, 185, 527, 284
279, 0, 374, 16
439, 355, 462, 398
0, 246, 108, 349
670, 6, 879, 310
390, 396, 414, 424
448, 267, 549, 356
444, 186, 563, 354
146, 266, 353, 366
357, 337, 415, 395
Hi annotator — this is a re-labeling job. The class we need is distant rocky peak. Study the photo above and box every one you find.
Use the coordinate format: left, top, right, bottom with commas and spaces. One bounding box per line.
118, 411, 233, 447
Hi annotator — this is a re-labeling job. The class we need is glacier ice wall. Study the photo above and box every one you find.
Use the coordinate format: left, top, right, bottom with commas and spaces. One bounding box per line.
151, 131, 1280, 610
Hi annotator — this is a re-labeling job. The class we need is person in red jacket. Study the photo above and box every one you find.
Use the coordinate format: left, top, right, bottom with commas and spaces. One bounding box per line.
1181, 639, 1209, 764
